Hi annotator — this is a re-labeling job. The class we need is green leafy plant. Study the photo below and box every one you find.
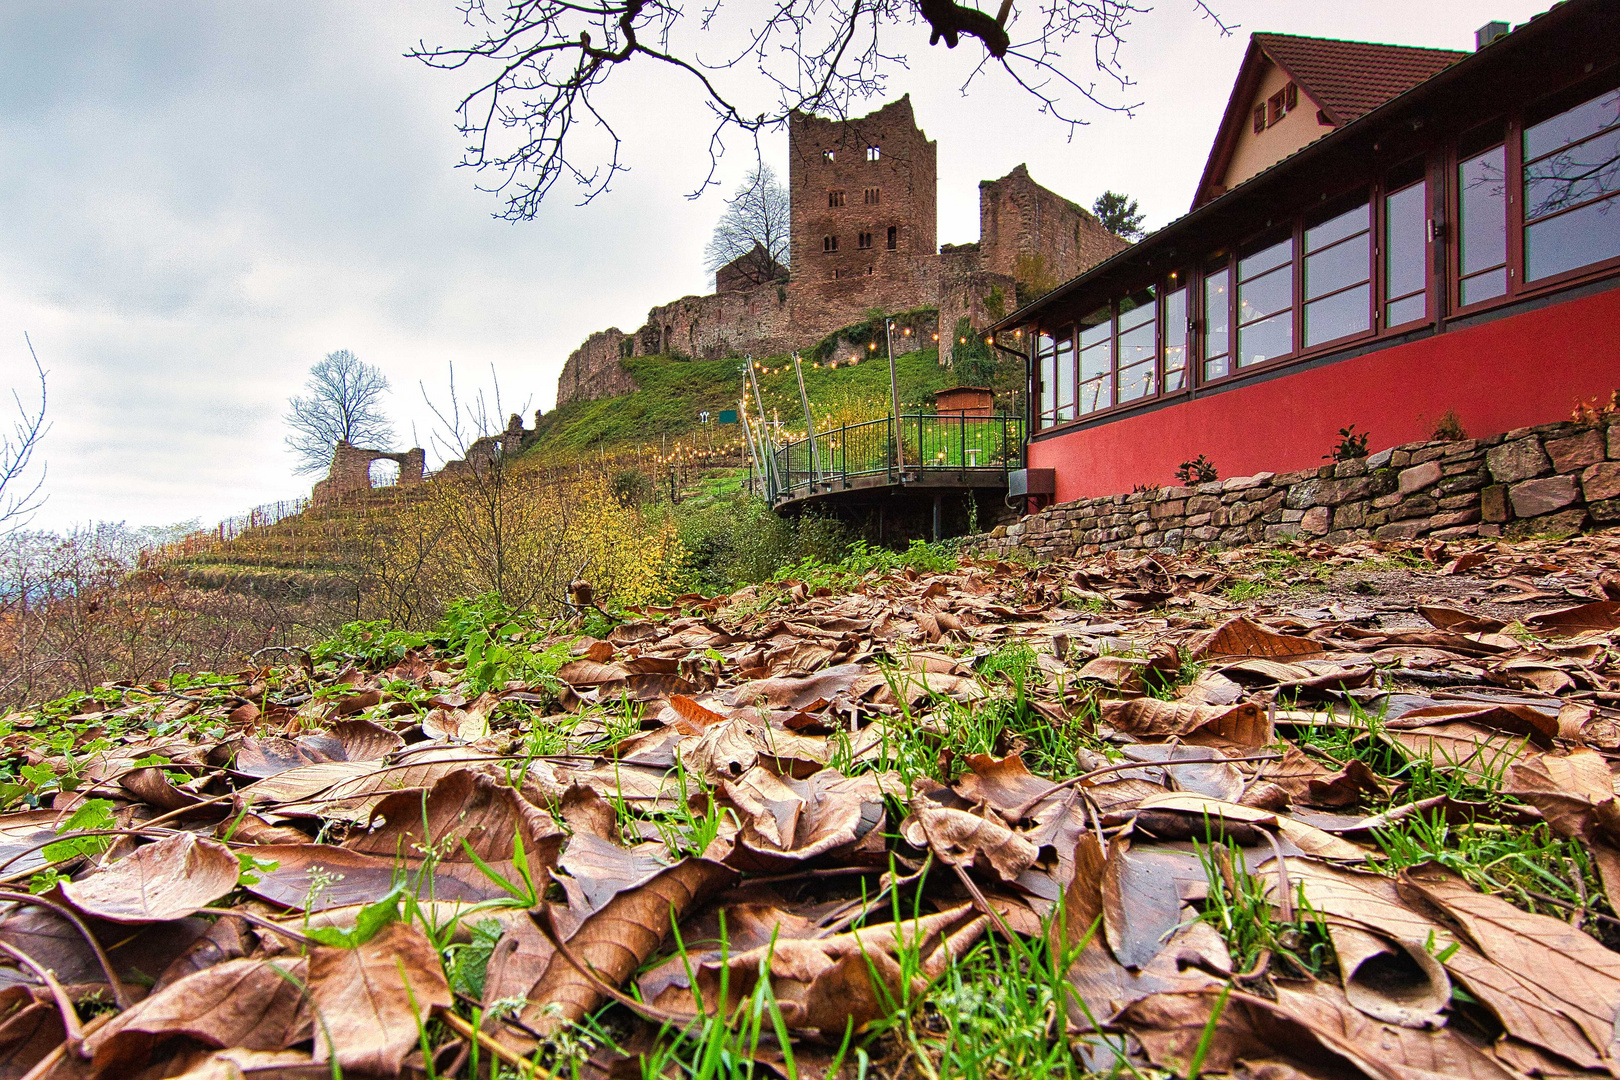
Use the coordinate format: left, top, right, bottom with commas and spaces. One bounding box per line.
1174, 455, 1218, 485
1326, 423, 1370, 462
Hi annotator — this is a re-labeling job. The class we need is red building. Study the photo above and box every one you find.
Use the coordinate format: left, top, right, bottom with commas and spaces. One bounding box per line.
994, 1, 1620, 504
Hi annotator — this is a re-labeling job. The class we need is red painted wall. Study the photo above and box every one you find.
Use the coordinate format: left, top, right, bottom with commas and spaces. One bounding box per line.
1030, 285, 1620, 502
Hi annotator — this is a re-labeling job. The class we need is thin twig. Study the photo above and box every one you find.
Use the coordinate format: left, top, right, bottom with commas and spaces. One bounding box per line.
0, 890, 131, 1008
436, 1006, 560, 1079
1009, 753, 1283, 819
0, 940, 87, 1057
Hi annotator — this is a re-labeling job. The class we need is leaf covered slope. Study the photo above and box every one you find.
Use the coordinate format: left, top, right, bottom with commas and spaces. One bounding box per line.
0, 531, 1619, 1077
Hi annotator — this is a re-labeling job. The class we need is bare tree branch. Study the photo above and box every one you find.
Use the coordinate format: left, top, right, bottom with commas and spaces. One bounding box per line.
410, 0, 1235, 217
0, 335, 50, 534
284, 350, 395, 474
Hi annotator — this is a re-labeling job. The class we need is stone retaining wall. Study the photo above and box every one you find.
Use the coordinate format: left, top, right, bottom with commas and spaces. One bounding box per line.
975, 418, 1620, 559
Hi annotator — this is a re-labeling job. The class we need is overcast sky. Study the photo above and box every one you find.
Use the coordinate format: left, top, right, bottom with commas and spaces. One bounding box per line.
0, 0, 1549, 531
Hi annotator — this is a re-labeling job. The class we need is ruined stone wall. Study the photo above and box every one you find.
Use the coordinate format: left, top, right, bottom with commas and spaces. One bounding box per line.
311, 442, 426, 504
557, 328, 638, 405
936, 243, 1015, 349
974, 419, 1620, 559
978, 164, 1130, 291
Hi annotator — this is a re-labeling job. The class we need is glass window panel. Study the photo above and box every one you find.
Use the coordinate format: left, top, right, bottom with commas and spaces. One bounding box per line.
1239, 237, 1291, 278
1304, 283, 1371, 346
1306, 202, 1370, 252
1524, 88, 1620, 162
1204, 261, 1230, 376
1054, 333, 1075, 422
1078, 306, 1112, 349
1385, 181, 1427, 304
1118, 295, 1157, 371
1163, 286, 1188, 392
1037, 333, 1056, 422
1387, 293, 1426, 328
1079, 377, 1112, 415
1240, 265, 1292, 321
1118, 287, 1156, 333
1118, 361, 1155, 403
1524, 125, 1620, 222
1526, 192, 1620, 281
1239, 309, 1291, 367
1204, 355, 1230, 381
1459, 145, 1508, 279
1304, 234, 1370, 300
1079, 340, 1112, 382
1460, 267, 1507, 306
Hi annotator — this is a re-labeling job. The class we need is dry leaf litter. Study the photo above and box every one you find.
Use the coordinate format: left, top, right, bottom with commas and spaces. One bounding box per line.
0, 532, 1618, 1078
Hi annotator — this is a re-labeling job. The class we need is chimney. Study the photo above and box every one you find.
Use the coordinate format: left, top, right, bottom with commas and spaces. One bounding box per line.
1475, 21, 1509, 51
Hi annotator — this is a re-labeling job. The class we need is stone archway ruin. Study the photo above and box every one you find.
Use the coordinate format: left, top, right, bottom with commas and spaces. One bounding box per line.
311, 440, 426, 504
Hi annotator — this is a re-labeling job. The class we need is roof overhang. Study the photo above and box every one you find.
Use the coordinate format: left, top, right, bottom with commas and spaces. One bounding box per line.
989, 0, 1605, 339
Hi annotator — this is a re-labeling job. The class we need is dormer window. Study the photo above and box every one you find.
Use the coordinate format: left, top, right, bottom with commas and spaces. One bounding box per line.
867, 145, 881, 161
1255, 82, 1299, 132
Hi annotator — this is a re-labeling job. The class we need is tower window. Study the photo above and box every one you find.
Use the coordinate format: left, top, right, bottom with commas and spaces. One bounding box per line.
864, 187, 880, 204
823, 149, 835, 162
867, 145, 881, 161
823, 235, 838, 252
858, 231, 873, 249
828, 189, 846, 207
887, 226, 897, 249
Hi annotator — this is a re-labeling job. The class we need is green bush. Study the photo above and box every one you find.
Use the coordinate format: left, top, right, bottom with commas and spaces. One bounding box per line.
673, 494, 849, 593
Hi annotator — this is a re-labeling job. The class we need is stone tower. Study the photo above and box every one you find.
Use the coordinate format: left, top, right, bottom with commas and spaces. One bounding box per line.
787, 96, 938, 287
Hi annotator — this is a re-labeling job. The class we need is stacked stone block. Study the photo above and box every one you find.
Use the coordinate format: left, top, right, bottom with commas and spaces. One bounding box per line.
976, 418, 1620, 559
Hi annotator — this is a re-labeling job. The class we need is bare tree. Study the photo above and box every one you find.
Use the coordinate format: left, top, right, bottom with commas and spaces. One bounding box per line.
705, 164, 791, 287
284, 350, 394, 474
0, 335, 50, 534
411, 0, 1234, 217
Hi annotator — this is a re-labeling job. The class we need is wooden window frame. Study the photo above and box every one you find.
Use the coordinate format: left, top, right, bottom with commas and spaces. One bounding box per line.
1300, 196, 1376, 353
1233, 228, 1298, 372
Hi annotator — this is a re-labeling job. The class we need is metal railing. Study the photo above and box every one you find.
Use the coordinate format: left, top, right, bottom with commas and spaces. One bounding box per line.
765, 413, 1025, 503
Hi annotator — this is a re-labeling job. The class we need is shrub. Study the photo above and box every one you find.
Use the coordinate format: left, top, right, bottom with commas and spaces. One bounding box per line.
611, 468, 653, 507
673, 493, 848, 594
1174, 455, 1218, 485
1326, 424, 1370, 462
1432, 410, 1468, 441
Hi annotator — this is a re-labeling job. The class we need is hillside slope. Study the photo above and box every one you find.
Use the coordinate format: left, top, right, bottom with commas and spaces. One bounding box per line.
527, 347, 972, 457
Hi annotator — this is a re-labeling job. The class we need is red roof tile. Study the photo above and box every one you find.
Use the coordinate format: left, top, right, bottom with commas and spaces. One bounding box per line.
1254, 33, 1469, 125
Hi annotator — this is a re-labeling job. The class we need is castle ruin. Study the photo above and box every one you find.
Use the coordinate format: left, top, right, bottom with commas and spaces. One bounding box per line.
556, 96, 1128, 407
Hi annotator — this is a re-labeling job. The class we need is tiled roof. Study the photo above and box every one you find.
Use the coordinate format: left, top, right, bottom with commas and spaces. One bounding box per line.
1254, 33, 1469, 125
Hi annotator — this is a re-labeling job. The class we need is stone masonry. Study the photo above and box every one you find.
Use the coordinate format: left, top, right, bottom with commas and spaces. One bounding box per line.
975, 418, 1620, 559
555, 98, 1128, 407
